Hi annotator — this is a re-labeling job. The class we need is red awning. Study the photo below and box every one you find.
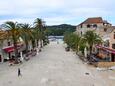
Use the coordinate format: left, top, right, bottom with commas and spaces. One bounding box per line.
3, 46, 14, 53
3, 43, 23, 53
96, 45, 115, 54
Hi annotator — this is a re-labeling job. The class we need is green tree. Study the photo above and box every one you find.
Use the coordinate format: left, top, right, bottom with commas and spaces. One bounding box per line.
19, 23, 32, 53
4, 21, 20, 60
83, 30, 102, 54
64, 32, 85, 52
34, 18, 44, 48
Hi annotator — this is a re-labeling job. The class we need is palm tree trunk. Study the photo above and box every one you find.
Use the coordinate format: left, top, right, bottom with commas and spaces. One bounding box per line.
40, 39, 43, 48
25, 41, 28, 53
12, 35, 18, 61
89, 45, 92, 55
14, 42, 18, 60
76, 46, 78, 52
7, 41, 11, 59
32, 40, 36, 49
37, 39, 39, 48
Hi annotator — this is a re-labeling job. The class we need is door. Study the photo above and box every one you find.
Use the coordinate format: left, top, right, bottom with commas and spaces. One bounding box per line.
0, 55, 1, 62
111, 53, 115, 62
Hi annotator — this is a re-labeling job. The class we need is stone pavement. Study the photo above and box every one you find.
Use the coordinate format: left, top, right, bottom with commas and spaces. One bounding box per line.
0, 41, 114, 86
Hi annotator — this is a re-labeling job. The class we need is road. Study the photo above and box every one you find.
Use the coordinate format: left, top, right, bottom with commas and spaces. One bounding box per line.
0, 41, 115, 86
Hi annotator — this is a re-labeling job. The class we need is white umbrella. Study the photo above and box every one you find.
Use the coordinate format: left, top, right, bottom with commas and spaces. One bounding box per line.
84, 47, 87, 57
20, 52, 24, 62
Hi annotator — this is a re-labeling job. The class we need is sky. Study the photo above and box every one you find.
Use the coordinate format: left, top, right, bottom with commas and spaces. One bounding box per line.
0, 0, 115, 25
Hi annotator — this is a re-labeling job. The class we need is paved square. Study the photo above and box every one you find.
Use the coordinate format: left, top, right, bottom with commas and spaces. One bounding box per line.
0, 42, 115, 86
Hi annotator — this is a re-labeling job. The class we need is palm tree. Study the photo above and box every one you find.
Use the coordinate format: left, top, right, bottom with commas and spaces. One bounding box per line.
34, 18, 44, 48
19, 23, 32, 53
83, 30, 102, 54
42, 21, 47, 46
74, 34, 83, 52
30, 28, 39, 49
4, 21, 20, 60
64, 32, 72, 47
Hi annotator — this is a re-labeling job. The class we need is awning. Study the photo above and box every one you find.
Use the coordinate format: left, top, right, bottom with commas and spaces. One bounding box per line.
3, 43, 23, 53
96, 45, 115, 54
3, 46, 14, 53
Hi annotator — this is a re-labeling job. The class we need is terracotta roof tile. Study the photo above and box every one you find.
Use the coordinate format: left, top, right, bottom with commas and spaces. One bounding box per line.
82, 17, 103, 24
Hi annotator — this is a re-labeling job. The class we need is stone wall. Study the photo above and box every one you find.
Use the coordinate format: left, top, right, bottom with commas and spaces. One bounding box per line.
94, 62, 115, 68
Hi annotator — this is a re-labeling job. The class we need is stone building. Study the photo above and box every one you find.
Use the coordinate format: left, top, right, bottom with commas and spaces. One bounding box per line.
76, 17, 115, 62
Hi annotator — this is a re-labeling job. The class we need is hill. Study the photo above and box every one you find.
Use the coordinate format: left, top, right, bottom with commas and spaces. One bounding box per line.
46, 24, 76, 36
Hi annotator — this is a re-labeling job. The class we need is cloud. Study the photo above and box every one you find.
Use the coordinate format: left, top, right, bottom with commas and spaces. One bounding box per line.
0, 0, 115, 25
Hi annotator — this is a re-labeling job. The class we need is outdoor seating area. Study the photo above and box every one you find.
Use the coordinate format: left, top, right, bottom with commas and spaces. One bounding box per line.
8, 49, 37, 66
87, 53, 110, 61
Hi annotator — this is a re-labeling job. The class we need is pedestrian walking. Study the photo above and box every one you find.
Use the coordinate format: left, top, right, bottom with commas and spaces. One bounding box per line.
18, 68, 22, 77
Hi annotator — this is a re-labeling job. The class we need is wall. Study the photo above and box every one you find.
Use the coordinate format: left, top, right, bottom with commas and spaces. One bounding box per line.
76, 23, 104, 36
94, 62, 115, 68
109, 29, 115, 49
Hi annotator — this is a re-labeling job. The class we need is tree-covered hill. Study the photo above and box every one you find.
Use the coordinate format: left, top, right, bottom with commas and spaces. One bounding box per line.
46, 24, 76, 36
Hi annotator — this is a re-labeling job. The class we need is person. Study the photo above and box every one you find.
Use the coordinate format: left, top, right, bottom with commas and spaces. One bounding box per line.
18, 68, 22, 77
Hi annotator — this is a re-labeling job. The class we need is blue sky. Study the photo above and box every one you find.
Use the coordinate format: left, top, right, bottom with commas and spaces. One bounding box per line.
0, 0, 115, 25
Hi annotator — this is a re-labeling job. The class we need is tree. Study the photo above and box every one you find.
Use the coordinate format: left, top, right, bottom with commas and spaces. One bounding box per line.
4, 21, 20, 60
64, 32, 73, 47
83, 30, 102, 54
30, 28, 39, 49
0, 30, 7, 46
64, 32, 85, 53
34, 18, 44, 48
19, 23, 32, 53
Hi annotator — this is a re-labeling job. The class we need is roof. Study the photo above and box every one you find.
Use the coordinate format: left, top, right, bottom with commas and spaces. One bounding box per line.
112, 26, 115, 29
81, 17, 103, 24
77, 17, 111, 26
103, 20, 110, 24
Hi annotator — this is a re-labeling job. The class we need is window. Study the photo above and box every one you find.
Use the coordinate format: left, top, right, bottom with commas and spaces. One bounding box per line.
93, 24, 97, 28
104, 40, 109, 47
8, 41, 11, 46
104, 28, 107, 32
81, 24, 82, 28
87, 24, 90, 28
112, 44, 115, 49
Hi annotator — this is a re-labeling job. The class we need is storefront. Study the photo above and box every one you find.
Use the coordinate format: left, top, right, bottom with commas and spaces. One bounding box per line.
3, 46, 14, 53
2, 43, 24, 61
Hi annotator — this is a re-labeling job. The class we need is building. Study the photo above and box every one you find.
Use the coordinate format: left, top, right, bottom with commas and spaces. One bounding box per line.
76, 17, 111, 36
76, 17, 115, 62
0, 30, 25, 63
